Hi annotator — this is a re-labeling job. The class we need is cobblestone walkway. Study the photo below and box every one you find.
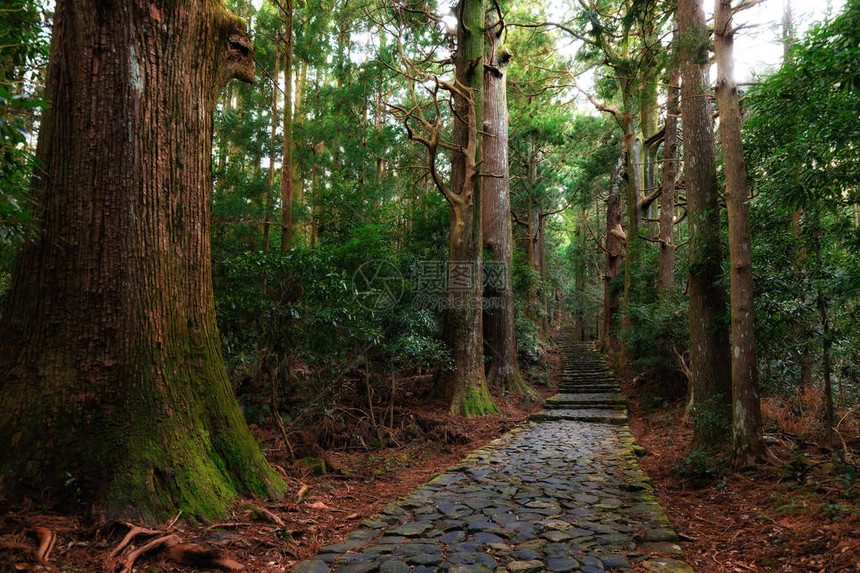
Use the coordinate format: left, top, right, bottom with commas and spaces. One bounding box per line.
292, 335, 694, 573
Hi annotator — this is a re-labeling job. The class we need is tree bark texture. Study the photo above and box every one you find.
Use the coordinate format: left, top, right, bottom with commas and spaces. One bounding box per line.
640, 71, 659, 239
658, 66, 680, 294
481, 14, 526, 393
620, 83, 642, 338
437, 0, 496, 416
600, 159, 625, 355
678, 0, 732, 446
0, 0, 286, 520
714, 0, 764, 465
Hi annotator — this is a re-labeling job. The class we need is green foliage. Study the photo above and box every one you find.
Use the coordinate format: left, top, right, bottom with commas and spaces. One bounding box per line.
618, 244, 690, 393
745, 0, 860, 399
746, 0, 860, 209
0, 0, 48, 283
214, 233, 450, 398
672, 448, 723, 485
691, 394, 731, 441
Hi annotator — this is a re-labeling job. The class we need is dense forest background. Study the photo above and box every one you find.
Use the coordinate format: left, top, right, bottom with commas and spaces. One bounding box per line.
1, 0, 859, 569
1, 0, 858, 524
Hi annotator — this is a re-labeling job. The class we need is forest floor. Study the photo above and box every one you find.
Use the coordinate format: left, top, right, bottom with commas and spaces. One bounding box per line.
3, 343, 858, 573
0, 349, 560, 573
623, 378, 860, 572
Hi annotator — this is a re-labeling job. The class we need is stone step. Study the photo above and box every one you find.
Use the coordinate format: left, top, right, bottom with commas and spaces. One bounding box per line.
560, 386, 620, 393
546, 393, 626, 409
530, 408, 629, 425
543, 401, 624, 411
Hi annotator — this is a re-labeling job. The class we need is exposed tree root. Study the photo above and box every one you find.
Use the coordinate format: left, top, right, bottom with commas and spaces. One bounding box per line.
108, 524, 159, 558
33, 526, 55, 562
118, 533, 243, 573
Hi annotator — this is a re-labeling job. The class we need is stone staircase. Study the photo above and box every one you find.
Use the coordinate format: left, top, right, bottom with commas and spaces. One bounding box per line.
530, 335, 628, 425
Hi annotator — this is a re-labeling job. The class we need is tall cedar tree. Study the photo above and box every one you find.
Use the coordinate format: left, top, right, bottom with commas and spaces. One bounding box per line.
0, 0, 285, 520
677, 0, 732, 445
714, 0, 764, 464
435, 0, 498, 415
482, 7, 528, 393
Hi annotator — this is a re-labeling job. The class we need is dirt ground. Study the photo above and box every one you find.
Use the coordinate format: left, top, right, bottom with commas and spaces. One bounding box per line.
623, 377, 860, 573
2, 344, 857, 573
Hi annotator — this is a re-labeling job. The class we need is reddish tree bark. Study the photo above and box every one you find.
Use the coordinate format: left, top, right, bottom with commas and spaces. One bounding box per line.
715, 0, 763, 464
0, 0, 285, 520
658, 64, 680, 294
436, 0, 496, 416
601, 159, 624, 355
481, 12, 527, 393
678, 0, 732, 446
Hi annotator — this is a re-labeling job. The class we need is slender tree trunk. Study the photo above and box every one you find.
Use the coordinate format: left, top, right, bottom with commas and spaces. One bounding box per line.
679, 0, 732, 446
658, 64, 679, 294
640, 72, 659, 239
436, 0, 496, 416
620, 83, 642, 339
481, 14, 527, 393
812, 220, 835, 443
715, 0, 764, 465
264, 43, 280, 252
294, 58, 306, 235
537, 213, 549, 336
280, 0, 295, 252
576, 208, 588, 341
601, 158, 625, 355
0, 0, 285, 520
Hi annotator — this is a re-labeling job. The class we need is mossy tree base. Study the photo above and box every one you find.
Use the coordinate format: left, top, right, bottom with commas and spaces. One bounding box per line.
494, 369, 537, 400
454, 382, 499, 417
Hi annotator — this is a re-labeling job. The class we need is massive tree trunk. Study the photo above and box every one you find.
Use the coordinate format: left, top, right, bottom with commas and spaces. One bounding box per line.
436, 0, 496, 416
280, 0, 295, 252
481, 13, 527, 393
0, 0, 285, 521
658, 65, 680, 294
600, 159, 625, 355
678, 0, 732, 446
715, 0, 764, 465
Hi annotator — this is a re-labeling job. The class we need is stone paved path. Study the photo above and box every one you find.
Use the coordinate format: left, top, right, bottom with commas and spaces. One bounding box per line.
291, 334, 694, 573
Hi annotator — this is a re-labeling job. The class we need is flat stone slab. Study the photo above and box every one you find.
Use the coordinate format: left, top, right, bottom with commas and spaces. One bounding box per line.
530, 409, 629, 424
546, 394, 625, 408
290, 339, 690, 572
559, 385, 620, 392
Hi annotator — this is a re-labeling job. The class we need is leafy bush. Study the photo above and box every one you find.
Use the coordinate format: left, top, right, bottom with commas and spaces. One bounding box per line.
214, 234, 451, 415
672, 448, 723, 485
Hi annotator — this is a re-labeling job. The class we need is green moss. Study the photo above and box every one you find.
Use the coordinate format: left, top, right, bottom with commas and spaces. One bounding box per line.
457, 382, 498, 417
501, 371, 537, 399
